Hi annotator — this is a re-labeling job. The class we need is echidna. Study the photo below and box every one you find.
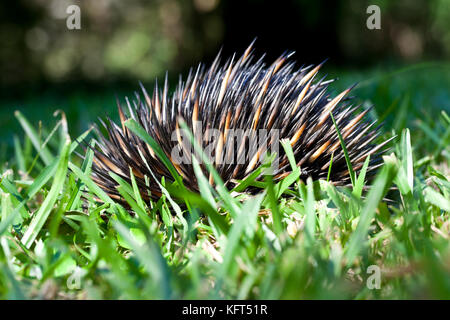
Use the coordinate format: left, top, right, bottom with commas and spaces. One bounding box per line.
90, 42, 391, 204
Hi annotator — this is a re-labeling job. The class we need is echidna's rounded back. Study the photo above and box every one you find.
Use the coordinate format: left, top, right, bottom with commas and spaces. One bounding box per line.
90, 43, 391, 203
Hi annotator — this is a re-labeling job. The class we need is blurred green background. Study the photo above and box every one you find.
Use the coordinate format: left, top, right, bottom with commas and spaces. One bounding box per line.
0, 0, 449, 153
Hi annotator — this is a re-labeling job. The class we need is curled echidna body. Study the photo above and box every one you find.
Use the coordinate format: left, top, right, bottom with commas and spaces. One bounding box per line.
90, 43, 391, 203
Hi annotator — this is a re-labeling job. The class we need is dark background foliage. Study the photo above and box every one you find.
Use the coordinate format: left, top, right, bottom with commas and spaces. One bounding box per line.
1, 0, 448, 89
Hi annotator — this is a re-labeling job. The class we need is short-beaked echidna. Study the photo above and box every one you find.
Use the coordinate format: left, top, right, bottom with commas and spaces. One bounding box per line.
90, 43, 391, 203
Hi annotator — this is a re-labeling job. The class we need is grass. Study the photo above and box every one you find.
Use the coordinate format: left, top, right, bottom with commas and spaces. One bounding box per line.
0, 64, 449, 299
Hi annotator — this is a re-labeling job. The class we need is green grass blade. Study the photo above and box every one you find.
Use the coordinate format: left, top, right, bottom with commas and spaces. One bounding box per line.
192, 156, 217, 209
300, 177, 316, 246
425, 187, 450, 212
330, 112, 355, 186
21, 136, 70, 248
231, 166, 263, 193
68, 162, 115, 207
326, 151, 334, 182
345, 160, 397, 264
15, 111, 54, 166
113, 220, 173, 299
264, 173, 283, 235
220, 193, 264, 276
353, 154, 371, 198
13, 136, 26, 173
402, 128, 414, 192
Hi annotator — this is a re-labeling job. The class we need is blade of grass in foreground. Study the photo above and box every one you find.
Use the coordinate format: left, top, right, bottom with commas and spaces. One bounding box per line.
0, 203, 27, 237
68, 160, 117, 207
330, 112, 355, 186
425, 187, 450, 212
398, 128, 414, 194
231, 166, 263, 193
264, 173, 283, 235
192, 156, 217, 210
219, 193, 264, 278
301, 177, 316, 247
345, 159, 397, 264
113, 220, 173, 299
353, 155, 371, 199
272, 140, 302, 198
21, 136, 71, 248
15, 111, 54, 166
13, 135, 26, 173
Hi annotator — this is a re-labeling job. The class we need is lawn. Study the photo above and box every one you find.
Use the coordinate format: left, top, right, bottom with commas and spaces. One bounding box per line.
0, 62, 449, 299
